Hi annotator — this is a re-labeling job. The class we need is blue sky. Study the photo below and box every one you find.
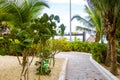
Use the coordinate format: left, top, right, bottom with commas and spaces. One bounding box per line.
41, 0, 88, 33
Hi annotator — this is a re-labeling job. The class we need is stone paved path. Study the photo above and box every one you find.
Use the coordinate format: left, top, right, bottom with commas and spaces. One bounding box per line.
55, 52, 109, 80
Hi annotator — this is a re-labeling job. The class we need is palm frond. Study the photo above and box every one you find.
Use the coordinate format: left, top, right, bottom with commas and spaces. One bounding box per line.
72, 15, 94, 28
27, 0, 49, 18
85, 5, 103, 34
0, 0, 49, 27
76, 26, 95, 33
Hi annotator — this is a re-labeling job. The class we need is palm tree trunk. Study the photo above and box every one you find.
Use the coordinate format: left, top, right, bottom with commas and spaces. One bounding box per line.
105, 39, 111, 66
95, 32, 100, 42
110, 38, 118, 75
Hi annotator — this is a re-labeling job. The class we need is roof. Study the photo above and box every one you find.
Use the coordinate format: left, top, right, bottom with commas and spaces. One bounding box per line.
86, 35, 95, 42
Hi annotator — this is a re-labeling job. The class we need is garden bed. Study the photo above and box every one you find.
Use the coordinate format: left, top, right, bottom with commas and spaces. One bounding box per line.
101, 64, 120, 79
0, 56, 65, 80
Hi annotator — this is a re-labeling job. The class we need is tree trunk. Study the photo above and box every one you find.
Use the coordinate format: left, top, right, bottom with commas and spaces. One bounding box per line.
95, 32, 100, 42
105, 40, 111, 66
110, 38, 118, 75
20, 50, 29, 80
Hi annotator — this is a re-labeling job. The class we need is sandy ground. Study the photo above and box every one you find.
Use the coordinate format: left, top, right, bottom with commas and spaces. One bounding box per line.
101, 64, 120, 79
0, 56, 65, 80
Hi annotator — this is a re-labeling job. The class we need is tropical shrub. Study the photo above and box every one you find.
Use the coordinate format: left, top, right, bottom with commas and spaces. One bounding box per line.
0, 47, 6, 56
31, 13, 65, 75
48, 39, 63, 53
72, 41, 91, 52
50, 38, 73, 52
117, 46, 120, 63
62, 41, 73, 51
117, 46, 120, 55
117, 55, 120, 63
89, 43, 107, 63
0, 37, 7, 55
50, 39, 107, 63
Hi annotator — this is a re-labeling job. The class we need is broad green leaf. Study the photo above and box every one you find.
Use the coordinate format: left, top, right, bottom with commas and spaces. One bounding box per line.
15, 39, 20, 44
54, 15, 60, 23
24, 39, 33, 43
0, 37, 4, 39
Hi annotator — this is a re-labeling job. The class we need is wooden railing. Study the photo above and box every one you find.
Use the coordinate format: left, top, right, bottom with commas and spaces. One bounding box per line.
56, 32, 86, 41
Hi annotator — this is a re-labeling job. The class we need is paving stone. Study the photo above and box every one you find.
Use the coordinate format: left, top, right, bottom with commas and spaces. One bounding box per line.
55, 52, 109, 80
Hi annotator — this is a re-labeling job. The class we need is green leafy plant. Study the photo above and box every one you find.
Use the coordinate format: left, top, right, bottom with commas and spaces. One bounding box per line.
89, 43, 107, 63
0, 0, 49, 79
31, 13, 65, 75
62, 41, 73, 51
0, 47, 6, 56
117, 46, 120, 63
49, 39, 107, 63
0, 22, 11, 56
72, 41, 91, 52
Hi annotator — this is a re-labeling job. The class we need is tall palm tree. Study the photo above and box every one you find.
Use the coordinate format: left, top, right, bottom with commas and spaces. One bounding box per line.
90, 0, 120, 75
72, 5, 104, 42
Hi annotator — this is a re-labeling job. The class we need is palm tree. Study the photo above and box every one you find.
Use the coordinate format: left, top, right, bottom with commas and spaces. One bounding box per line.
0, 0, 49, 27
0, 0, 49, 79
90, 0, 120, 75
72, 5, 104, 42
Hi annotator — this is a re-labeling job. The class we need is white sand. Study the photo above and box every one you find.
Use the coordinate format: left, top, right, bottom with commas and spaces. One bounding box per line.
0, 56, 64, 80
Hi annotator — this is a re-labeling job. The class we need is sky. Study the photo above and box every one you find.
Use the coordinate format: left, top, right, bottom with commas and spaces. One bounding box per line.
41, 0, 89, 40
